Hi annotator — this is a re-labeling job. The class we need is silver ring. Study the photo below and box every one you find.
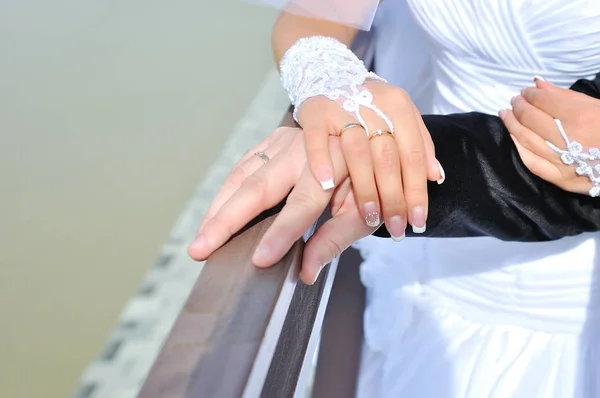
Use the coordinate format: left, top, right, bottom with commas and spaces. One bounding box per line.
254, 151, 270, 164
338, 122, 365, 138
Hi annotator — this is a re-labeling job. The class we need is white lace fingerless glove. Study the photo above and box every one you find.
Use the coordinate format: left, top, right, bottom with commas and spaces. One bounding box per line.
279, 36, 393, 134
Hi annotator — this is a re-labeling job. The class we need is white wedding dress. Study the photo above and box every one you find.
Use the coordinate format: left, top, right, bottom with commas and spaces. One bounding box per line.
355, 1, 600, 397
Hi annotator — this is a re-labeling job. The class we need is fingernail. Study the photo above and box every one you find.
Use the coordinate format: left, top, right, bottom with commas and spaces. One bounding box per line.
312, 262, 328, 284
533, 75, 546, 82
387, 215, 406, 242
436, 160, 445, 185
253, 242, 271, 265
363, 201, 380, 227
317, 165, 335, 190
498, 109, 509, 119
410, 206, 427, 233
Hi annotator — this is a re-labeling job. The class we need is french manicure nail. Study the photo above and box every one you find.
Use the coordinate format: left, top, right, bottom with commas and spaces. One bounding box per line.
436, 160, 446, 185
317, 165, 335, 190
321, 178, 334, 190
387, 215, 406, 242
533, 75, 546, 82
498, 109, 509, 119
363, 201, 380, 227
411, 206, 427, 233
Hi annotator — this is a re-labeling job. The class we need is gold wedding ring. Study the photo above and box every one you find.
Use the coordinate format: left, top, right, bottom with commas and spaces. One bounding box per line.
338, 122, 365, 138
254, 151, 270, 164
368, 129, 394, 141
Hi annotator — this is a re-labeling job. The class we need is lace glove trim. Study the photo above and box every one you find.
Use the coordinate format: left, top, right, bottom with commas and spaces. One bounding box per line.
547, 119, 600, 197
280, 36, 393, 135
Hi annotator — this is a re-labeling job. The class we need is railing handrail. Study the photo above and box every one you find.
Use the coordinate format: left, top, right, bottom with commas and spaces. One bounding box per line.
138, 31, 375, 398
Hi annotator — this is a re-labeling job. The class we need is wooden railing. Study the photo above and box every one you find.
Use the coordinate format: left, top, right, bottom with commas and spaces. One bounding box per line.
138, 31, 375, 398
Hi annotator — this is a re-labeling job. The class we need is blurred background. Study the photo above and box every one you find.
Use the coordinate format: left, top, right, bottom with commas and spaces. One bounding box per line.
0, 1, 287, 396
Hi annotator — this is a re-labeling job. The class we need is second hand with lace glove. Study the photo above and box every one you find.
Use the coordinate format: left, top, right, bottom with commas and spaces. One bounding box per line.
500, 78, 600, 197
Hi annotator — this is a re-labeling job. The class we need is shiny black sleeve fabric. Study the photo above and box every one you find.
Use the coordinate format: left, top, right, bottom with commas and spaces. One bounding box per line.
373, 73, 600, 241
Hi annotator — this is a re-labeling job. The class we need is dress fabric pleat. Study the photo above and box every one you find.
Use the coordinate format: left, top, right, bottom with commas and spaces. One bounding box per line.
356, 1, 600, 396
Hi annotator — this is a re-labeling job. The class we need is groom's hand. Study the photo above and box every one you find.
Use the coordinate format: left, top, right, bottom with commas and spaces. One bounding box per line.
189, 128, 377, 284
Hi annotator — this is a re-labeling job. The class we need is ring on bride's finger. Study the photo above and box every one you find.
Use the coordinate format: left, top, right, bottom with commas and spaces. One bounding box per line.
368, 129, 394, 141
254, 151, 270, 164
338, 122, 365, 138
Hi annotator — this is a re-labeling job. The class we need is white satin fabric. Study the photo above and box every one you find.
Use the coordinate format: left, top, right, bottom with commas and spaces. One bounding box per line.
355, 1, 600, 397
247, 0, 379, 30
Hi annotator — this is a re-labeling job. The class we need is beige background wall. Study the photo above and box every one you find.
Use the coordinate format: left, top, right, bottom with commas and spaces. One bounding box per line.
0, 1, 278, 396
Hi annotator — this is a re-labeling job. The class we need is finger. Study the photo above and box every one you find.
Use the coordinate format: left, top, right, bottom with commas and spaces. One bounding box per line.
533, 76, 599, 104
508, 95, 563, 160
500, 108, 557, 161
196, 150, 271, 234
339, 116, 381, 228
188, 138, 304, 261
388, 93, 428, 233
330, 177, 352, 216
509, 134, 561, 184
368, 131, 407, 241
196, 128, 297, 234
252, 136, 348, 268
411, 101, 444, 183
301, 100, 340, 191
520, 87, 581, 120
301, 204, 373, 285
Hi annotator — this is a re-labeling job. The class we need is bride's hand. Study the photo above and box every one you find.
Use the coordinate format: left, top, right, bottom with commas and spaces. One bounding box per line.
500, 79, 600, 196
188, 127, 374, 284
299, 80, 444, 233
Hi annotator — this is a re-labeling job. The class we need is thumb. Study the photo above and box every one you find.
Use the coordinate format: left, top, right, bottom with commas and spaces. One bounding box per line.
300, 209, 374, 285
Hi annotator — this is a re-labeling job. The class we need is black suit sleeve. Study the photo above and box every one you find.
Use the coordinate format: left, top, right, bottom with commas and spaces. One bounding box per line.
373, 74, 600, 241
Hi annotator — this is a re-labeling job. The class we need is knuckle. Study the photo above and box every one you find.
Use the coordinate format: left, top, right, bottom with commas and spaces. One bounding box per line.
406, 150, 426, 166
289, 189, 321, 210
326, 238, 345, 260
226, 166, 247, 187
524, 88, 538, 105
344, 137, 368, 156
558, 166, 573, 181
516, 133, 532, 149
512, 103, 530, 126
272, 126, 292, 140
389, 86, 410, 102
525, 159, 543, 177
209, 213, 232, 237
405, 189, 427, 206
308, 148, 328, 165
377, 141, 399, 172
403, 181, 427, 204
512, 102, 525, 121
382, 200, 406, 218
574, 110, 592, 126
243, 174, 266, 197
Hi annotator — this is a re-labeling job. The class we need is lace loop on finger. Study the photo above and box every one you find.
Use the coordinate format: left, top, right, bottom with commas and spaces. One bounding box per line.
546, 118, 600, 197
